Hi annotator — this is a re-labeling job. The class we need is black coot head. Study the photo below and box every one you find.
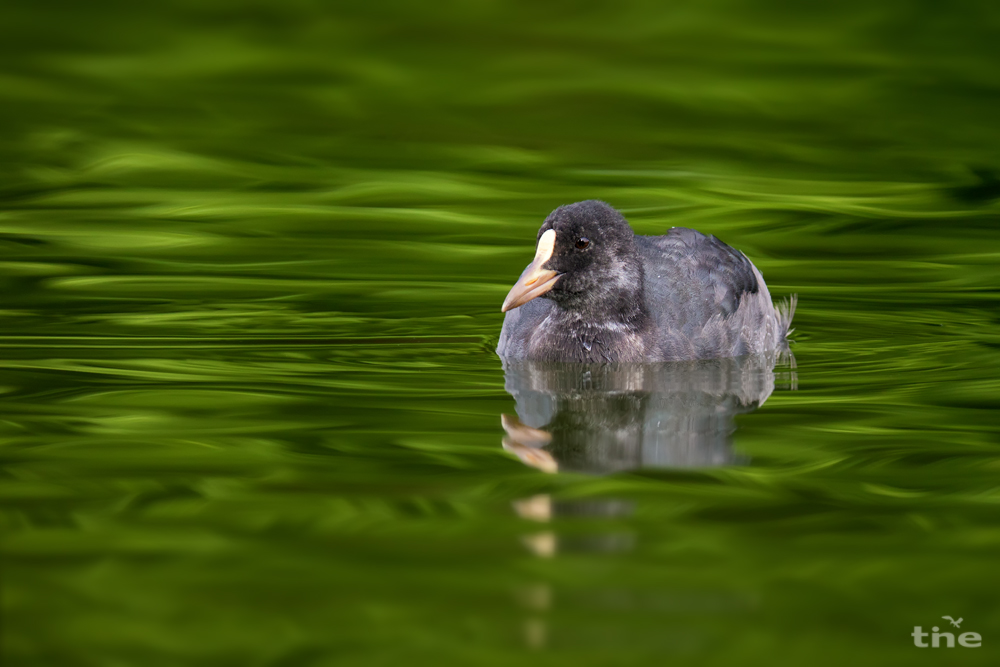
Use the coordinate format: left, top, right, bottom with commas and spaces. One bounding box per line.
501, 200, 643, 313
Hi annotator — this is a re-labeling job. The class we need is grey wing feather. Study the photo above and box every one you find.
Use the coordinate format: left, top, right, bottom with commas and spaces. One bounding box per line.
637, 228, 788, 360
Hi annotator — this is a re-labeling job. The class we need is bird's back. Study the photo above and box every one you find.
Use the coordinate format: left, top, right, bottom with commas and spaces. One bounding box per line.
637, 228, 789, 360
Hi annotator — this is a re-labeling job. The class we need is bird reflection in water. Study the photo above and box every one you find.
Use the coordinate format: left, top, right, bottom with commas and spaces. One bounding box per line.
502, 351, 794, 474
503, 352, 796, 648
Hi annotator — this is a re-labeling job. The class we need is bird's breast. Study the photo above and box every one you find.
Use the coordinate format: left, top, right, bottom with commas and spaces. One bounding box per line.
529, 318, 649, 363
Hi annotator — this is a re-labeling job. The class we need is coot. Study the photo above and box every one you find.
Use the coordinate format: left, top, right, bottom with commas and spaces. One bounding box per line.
497, 200, 795, 362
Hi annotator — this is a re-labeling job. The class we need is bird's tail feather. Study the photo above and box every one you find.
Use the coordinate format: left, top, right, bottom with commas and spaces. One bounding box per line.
776, 294, 797, 339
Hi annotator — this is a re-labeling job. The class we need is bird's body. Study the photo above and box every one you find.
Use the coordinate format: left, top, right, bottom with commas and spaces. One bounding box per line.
497, 201, 794, 363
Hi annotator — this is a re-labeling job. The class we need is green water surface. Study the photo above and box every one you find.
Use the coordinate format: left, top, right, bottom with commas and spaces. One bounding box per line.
2, 1, 1000, 665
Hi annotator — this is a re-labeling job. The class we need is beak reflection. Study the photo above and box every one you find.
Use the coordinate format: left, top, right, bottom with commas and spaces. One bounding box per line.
501, 413, 557, 473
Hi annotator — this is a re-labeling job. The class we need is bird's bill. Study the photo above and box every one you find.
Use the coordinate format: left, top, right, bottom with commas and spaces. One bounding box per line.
501, 229, 561, 312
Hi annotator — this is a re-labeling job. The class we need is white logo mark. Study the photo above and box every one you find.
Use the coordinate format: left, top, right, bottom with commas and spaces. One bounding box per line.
912, 618, 980, 648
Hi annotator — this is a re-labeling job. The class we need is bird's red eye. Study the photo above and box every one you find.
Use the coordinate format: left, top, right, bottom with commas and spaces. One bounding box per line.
575, 237, 590, 249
